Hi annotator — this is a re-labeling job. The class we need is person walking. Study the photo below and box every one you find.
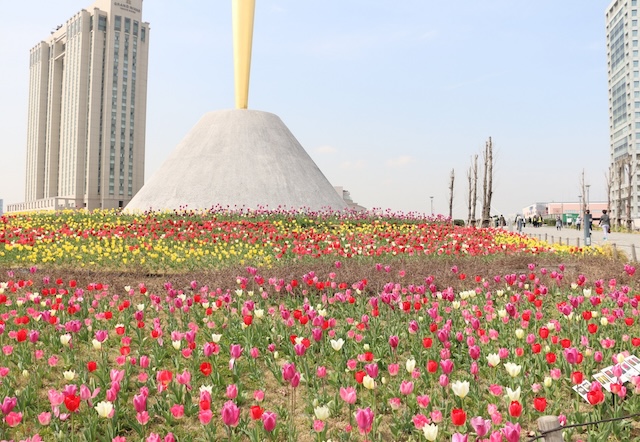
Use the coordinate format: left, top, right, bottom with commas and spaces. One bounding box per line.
576, 215, 582, 231
555, 215, 562, 230
599, 210, 610, 241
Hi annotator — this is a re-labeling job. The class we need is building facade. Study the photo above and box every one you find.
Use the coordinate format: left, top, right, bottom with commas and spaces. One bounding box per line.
607, 0, 640, 227
9, 0, 149, 212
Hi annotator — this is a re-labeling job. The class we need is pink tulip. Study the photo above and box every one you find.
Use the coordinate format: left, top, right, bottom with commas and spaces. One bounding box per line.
439, 374, 449, 387
452, 433, 468, 442
416, 394, 430, 408
226, 384, 238, 399
430, 410, 443, 423
490, 430, 503, 442
282, 363, 296, 382
137, 411, 150, 425
440, 359, 454, 374
140, 355, 150, 368
412, 413, 429, 429
5, 411, 22, 427
176, 370, 191, 385
221, 400, 240, 427
471, 416, 492, 437
198, 409, 213, 424
293, 343, 305, 356
388, 335, 399, 349
355, 407, 374, 435
48, 389, 64, 408
313, 420, 325, 432
253, 390, 264, 402
38, 412, 51, 425
388, 364, 399, 376
364, 363, 378, 378
170, 404, 184, 419
250, 347, 260, 358
28, 330, 39, 344
340, 387, 357, 404
501, 422, 521, 442
400, 380, 414, 395
133, 393, 147, 413
262, 411, 277, 432
290, 372, 301, 388
230, 344, 243, 359
1, 397, 17, 415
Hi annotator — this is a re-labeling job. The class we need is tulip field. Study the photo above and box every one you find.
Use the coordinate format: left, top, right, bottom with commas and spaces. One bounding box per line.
0, 209, 638, 441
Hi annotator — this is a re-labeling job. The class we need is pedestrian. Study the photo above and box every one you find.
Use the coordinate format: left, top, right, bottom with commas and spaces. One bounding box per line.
599, 209, 610, 241
555, 215, 562, 230
516, 215, 524, 233
576, 215, 582, 231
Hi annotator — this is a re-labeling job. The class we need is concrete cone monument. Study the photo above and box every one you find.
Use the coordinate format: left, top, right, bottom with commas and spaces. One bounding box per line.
125, 0, 347, 212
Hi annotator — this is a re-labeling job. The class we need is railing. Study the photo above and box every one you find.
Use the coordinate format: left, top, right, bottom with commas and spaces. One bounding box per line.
531, 413, 640, 441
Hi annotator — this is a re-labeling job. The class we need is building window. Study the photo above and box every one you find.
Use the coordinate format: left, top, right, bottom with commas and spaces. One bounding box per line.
141, 27, 146, 42
98, 15, 107, 31
125, 18, 131, 33
115, 16, 121, 31
610, 19, 625, 72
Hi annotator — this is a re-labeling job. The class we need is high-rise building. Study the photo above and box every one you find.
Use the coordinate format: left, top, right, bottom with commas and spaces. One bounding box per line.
607, 0, 640, 226
9, 0, 149, 212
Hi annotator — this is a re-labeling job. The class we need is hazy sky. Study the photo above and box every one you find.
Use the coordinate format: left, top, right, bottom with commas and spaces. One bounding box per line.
0, 1, 612, 218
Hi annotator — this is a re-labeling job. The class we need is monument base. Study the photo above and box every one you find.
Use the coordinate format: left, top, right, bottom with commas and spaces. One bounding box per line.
125, 109, 347, 213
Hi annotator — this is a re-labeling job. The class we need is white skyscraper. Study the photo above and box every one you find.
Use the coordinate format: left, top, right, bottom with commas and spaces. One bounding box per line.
10, 0, 149, 212
607, 0, 640, 226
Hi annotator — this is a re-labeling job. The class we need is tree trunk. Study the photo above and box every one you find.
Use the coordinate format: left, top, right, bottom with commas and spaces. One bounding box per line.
471, 155, 478, 226
481, 138, 493, 228
449, 169, 455, 221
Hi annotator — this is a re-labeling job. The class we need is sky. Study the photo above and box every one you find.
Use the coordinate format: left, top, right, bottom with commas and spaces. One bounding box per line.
0, 1, 613, 219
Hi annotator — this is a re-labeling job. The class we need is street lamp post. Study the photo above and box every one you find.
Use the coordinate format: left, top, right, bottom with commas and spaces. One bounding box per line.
430, 196, 434, 215
585, 185, 591, 246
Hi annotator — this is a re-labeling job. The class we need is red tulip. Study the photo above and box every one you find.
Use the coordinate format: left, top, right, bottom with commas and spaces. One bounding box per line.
587, 390, 604, 405
250, 405, 264, 420
533, 397, 547, 412
200, 362, 212, 376
451, 408, 467, 426
508, 400, 522, 417
87, 361, 98, 372
539, 327, 549, 339
64, 394, 81, 413
571, 371, 583, 385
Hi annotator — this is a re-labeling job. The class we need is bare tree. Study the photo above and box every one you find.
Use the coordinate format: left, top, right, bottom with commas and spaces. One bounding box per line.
481, 137, 494, 228
448, 169, 455, 221
467, 164, 472, 225
470, 155, 478, 226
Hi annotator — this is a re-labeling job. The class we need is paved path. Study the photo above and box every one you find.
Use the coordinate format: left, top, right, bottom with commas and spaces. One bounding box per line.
510, 224, 640, 260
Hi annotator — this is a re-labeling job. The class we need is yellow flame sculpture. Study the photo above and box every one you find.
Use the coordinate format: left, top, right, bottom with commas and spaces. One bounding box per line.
232, 0, 255, 109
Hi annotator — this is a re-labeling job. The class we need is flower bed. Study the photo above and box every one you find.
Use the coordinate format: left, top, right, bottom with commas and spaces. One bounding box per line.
0, 211, 632, 442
